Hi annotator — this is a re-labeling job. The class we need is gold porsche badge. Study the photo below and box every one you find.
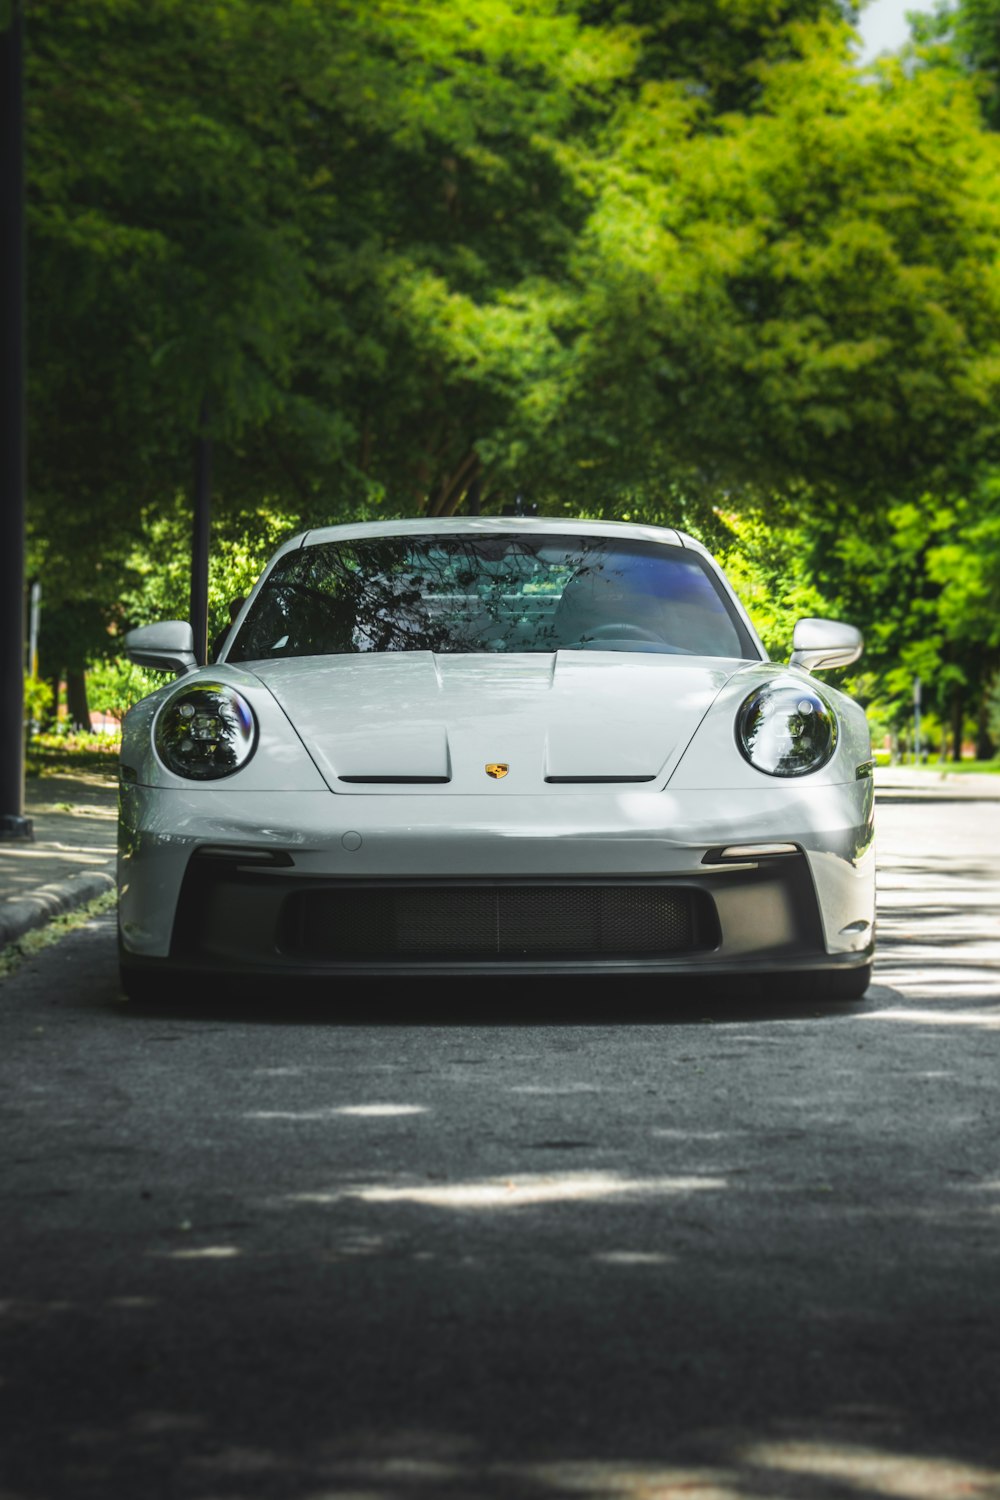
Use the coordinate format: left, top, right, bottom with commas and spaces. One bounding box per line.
485, 763, 509, 780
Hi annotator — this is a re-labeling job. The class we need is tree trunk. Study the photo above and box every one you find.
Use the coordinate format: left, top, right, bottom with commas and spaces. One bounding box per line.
46, 674, 60, 729
429, 451, 479, 517
951, 688, 964, 763
975, 695, 994, 762
191, 404, 213, 668
66, 669, 90, 732
34, 655, 61, 729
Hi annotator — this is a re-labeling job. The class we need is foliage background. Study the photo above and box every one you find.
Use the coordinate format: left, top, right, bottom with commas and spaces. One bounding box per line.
24, 0, 1000, 755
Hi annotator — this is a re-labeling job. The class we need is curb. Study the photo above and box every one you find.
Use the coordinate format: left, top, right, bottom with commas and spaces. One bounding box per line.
0, 869, 116, 950
874, 772, 1000, 803
874, 787, 1000, 803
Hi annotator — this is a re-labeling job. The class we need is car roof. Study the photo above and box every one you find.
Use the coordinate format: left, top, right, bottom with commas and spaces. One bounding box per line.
271, 515, 711, 562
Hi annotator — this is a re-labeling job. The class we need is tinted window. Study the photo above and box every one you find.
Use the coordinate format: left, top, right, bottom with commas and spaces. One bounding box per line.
227, 534, 757, 662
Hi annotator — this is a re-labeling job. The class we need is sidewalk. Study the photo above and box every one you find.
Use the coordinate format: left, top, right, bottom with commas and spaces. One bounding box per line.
0, 769, 118, 950
873, 763, 1000, 800
1, 760, 999, 955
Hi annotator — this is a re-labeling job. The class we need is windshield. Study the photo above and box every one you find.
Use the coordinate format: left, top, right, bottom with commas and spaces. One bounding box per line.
226, 534, 757, 662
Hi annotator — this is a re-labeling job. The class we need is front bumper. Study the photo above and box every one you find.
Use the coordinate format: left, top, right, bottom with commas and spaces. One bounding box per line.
118, 781, 875, 975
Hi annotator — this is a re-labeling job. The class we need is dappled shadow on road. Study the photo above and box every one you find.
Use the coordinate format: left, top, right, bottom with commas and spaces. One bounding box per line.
5, 1084, 1000, 1495
12, 971, 1000, 1498
871, 844, 1000, 1017
876, 857, 999, 882
8, 872, 1000, 1495
3, 1275, 999, 1500
296, 1425, 1000, 1500
64, 1421, 994, 1500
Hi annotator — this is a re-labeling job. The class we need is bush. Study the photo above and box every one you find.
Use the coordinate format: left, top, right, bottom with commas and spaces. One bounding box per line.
30, 728, 120, 755
23, 675, 54, 731
27, 727, 121, 777
86, 657, 164, 722
989, 676, 1000, 744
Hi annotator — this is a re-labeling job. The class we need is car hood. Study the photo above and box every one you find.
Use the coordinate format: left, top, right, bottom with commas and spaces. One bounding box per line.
247, 651, 749, 793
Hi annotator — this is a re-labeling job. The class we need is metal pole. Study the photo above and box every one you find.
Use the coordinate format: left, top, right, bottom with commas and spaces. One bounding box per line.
27, 578, 41, 735
190, 401, 212, 667
27, 578, 40, 675
0, 0, 32, 840
913, 675, 922, 766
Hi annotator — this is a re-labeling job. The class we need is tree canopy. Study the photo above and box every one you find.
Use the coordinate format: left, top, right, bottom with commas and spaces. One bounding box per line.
23, 0, 1000, 750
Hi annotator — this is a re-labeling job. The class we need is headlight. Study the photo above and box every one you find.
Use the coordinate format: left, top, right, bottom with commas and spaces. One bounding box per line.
154, 683, 258, 780
736, 682, 837, 777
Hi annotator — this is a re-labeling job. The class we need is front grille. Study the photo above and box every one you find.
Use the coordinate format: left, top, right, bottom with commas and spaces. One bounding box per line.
280, 883, 716, 962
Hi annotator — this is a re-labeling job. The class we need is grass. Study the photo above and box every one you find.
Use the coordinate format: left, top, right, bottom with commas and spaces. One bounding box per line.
881, 757, 1000, 775
0, 888, 117, 981
927, 758, 1000, 775
26, 733, 120, 781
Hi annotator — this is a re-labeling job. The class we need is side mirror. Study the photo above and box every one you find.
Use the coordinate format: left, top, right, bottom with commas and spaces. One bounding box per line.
789, 617, 863, 673
124, 621, 198, 676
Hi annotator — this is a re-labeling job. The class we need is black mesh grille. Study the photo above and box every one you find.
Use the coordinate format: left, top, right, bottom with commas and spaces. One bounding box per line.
281, 884, 715, 961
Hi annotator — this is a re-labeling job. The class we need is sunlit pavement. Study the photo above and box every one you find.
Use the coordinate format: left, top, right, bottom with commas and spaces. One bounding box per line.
1, 794, 999, 1499
872, 793, 1000, 1014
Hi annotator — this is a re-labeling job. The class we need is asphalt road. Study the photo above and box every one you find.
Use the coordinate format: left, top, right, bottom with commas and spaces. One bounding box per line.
2, 794, 999, 1500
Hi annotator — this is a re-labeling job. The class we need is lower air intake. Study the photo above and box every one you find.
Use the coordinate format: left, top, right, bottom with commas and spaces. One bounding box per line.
281, 883, 716, 961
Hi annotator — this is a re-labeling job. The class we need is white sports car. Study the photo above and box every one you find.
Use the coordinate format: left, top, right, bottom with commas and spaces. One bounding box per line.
118, 517, 875, 999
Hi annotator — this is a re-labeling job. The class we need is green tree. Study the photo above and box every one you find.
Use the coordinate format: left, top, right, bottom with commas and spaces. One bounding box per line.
555, 20, 1000, 515
798, 486, 1000, 759
26, 0, 1000, 716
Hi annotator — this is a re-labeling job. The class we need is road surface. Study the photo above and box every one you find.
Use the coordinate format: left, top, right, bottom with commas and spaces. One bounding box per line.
1, 791, 998, 1499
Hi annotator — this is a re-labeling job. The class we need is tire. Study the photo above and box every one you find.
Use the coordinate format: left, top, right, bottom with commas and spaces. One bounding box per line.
769, 962, 872, 1004
820, 962, 872, 1001
118, 962, 170, 1005
118, 931, 178, 1005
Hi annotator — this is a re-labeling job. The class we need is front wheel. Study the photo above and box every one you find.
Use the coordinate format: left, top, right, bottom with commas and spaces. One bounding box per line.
769, 962, 872, 1004
118, 962, 175, 1006
820, 962, 873, 1001
118, 930, 178, 1006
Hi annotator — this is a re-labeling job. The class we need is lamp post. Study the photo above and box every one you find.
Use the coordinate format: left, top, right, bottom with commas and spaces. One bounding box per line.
913, 675, 922, 766
0, 0, 32, 841
190, 401, 212, 667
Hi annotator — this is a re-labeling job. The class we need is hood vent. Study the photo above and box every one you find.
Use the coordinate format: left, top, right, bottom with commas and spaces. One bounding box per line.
338, 775, 451, 785
544, 774, 657, 785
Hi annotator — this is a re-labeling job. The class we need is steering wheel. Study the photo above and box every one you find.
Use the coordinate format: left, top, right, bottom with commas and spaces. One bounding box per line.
583, 622, 665, 643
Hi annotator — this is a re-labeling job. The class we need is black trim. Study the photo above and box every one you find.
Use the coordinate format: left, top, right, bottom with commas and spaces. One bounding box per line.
544, 775, 656, 785
279, 881, 717, 962
166, 850, 830, 976
123, 947, 874, 985
338, 775, 451, 784
193, 845, 294, 867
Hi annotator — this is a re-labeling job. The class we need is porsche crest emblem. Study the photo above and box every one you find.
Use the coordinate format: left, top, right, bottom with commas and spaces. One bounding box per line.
485, 763, 509, 780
